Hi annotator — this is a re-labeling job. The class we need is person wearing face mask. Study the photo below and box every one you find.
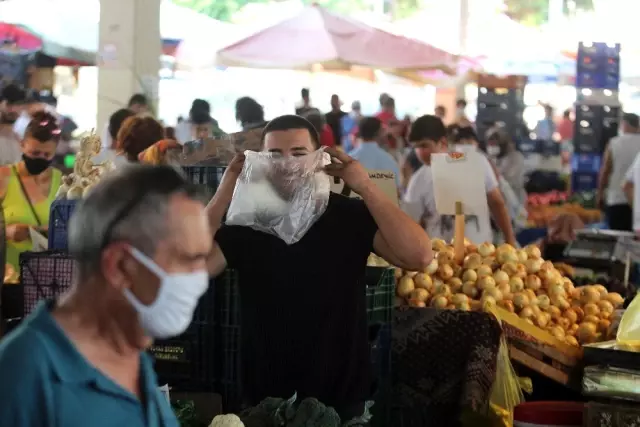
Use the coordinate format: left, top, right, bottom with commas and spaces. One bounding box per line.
0, 165, 206, 426
402, 115, 516, 246
0, 111, 62, 272
206, 115, 432, 423
0, 84, 24, 165
486, 129, 526, 204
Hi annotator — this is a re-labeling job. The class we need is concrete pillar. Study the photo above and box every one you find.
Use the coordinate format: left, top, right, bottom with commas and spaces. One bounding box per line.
97, 0, 161, 130
455, 0, 470, 100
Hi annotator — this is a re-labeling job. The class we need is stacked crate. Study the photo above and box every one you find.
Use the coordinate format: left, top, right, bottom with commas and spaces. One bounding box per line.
476, 74, 528, 144
572, 42, 621, 193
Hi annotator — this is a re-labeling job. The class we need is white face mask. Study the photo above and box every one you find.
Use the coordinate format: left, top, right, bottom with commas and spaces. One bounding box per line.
124, 248, 209, 339
487, 145, 500, 156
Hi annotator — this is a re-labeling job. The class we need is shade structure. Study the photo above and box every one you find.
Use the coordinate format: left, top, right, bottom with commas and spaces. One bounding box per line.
216, 4, 458, 75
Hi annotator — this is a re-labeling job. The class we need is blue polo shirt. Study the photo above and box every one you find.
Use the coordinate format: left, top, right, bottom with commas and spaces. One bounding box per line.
348, 141, 401, 187
0, 301, 179, 427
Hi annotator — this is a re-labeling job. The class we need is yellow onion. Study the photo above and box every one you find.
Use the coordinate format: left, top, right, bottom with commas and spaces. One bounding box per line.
477, 276, 497, 291
605, 293, 624, 307
501, 262, 519, 276
525, 275, 542, 291
451, 293, 469, 305
462, 282, 478, 299
438, 264, 454, 280
498, 300, 515, 312
536, 294, 551, 310
493, 270, 510, 285
436, 250, 454, 266
409, 288, 429, 302
462, 269, 478, 283
463, 253, 483, 270
397, 276, 415, 297
408, 299, 426, 307
414, 273, 433, 291
432, 238, 447, 252
483, 288, 504, 302
431, 295, 449, 309
597, 300, 614, 315
509, 277, 525, 293
580, 287, 601, 304
477, 242, 496, 257
577, 322, 598, 344
524, 244, 542, 259
583, 303, 600, 317
447, 277, 463, 293
423, 258, 438, 275
516, 250, 528, 263
520, 306, 535, 319
525, 258, 543, 274
513, 292, 530, 309
476, 264, 493, 278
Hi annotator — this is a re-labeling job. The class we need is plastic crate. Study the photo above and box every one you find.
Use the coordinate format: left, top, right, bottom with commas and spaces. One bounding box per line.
365, 267, 395, 325
571, 172, 598, 193
150, 274, 218, 391
48, 199, 78, 250
213, 270, 243, 412
19, 251, 75, 317
571, 154, 601, 173
182, 166, 226, 201
370, 324, 392, 427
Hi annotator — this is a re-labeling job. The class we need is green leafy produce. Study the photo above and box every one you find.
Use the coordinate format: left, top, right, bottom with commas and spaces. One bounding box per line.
172, 400, 207, 427
239, 394, 344, 427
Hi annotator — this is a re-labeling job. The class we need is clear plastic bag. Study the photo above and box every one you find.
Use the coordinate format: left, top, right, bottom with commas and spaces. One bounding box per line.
617, 294, 640, 351
226, 149, 330, 244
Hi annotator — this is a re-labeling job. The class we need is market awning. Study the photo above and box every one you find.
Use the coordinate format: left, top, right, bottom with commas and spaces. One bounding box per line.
216, 4, 458, 74
0, 0, 230, 66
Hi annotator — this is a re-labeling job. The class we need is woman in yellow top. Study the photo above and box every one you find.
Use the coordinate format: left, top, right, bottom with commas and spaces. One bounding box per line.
1, 111, 62, 273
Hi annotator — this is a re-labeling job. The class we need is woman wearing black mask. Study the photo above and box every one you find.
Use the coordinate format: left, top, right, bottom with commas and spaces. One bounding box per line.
1, 111, 62, 272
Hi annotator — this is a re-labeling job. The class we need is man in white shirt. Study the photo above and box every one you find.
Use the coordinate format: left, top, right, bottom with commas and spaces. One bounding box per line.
402, 115, 516, 245
348, 117, 401, 188
622, 151, 640, 233
598, 113, 640, 231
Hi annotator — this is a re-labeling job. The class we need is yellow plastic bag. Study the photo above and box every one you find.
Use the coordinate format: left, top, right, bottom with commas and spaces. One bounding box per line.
617, 293, 640, 351
485, 304, 525, 427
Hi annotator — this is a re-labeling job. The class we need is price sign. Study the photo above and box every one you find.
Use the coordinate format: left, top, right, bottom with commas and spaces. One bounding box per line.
330, 169, 398, 206
431, 150, 489, 218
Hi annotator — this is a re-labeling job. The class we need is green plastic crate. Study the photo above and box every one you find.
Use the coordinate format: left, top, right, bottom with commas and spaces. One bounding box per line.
365, 267, 395, 324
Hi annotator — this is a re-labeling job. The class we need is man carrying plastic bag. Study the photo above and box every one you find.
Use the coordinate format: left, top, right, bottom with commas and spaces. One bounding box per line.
206, 115, 432, 424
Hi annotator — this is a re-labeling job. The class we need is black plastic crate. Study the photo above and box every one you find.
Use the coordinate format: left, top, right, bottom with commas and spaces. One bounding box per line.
48, 200, 78, 250
216, 324, 243, 412
151, 322, 216, 391
366, 267, 395, 325
151, 271, 234, 391
370, 324, 392, 427
182, 166, 226, 201
19, 251, 75, 317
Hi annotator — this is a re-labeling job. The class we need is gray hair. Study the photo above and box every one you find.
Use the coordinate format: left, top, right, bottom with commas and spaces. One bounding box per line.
67, 164, 202, 275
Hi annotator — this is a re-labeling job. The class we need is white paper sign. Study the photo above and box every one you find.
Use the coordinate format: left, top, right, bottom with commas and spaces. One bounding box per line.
29, 228, 48, 252
330, 169, 398, 206
431, 151, 488, 218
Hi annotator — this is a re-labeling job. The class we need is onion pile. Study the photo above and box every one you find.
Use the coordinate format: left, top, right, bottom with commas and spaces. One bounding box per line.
395, 239, 625, 347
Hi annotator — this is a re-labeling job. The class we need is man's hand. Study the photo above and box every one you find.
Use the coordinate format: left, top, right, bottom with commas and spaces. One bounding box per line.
323, 147, 371, 194
7, 224, 30, 242
226, 153, 246, 177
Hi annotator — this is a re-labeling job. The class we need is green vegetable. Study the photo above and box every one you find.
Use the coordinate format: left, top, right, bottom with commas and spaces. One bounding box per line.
239, 394, 342, 427
172, 400, 207, 427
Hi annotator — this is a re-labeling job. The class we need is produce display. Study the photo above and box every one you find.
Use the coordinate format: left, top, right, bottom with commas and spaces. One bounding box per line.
395, 239, 625, 347
527, 203, 602, 228
55, 133, 114, 200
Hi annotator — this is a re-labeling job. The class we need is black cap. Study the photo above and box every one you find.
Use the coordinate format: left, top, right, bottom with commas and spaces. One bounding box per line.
408, 115, 446, 143
1, 84, 26, 105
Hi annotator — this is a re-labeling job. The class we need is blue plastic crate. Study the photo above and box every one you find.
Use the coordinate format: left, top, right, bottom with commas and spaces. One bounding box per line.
571, 171, 598, 192
516, 138, 540, 155
571, 154, 602, 173
48, 200, 78, 250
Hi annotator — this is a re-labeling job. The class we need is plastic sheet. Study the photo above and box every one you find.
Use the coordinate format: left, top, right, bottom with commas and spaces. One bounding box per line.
617, 294, 640, 350
226, 149, 330, 244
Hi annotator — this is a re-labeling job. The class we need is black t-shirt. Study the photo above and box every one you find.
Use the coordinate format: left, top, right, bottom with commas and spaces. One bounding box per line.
215, 193, 378, 412
325, 110, 347, 147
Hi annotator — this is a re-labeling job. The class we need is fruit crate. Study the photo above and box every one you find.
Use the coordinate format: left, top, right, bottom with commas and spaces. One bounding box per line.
48, 199, 78, 250
19, 251, 75, 317
182, 166, 226, 202
499, 308, 583, 386
365, 267, 395, 325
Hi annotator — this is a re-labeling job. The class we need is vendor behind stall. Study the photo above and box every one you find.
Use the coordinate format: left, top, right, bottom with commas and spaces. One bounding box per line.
402, 115, 516, 245
206, 115, 432, 423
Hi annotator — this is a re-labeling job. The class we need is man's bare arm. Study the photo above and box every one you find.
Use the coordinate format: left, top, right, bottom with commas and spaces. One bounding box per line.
487, 188, 517, 246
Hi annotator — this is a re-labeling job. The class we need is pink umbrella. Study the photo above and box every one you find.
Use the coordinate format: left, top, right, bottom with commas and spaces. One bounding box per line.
216, 4, 458, 74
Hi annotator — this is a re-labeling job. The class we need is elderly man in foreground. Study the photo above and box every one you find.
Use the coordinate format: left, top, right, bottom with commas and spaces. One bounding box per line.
0, 165, 210, 426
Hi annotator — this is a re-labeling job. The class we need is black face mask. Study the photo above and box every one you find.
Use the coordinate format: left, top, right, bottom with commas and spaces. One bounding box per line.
22, 154, 52, 176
